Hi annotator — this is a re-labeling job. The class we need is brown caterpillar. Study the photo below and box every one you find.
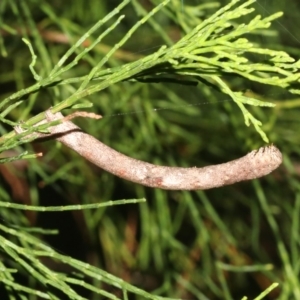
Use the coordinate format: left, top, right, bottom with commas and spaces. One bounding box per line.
15, 111, 282, 190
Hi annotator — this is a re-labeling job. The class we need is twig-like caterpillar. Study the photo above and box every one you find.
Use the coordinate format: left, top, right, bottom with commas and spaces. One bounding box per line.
15, 111, 282, 190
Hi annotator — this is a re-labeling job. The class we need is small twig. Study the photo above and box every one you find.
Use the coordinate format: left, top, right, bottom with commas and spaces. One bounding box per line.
15, 111, 282, 190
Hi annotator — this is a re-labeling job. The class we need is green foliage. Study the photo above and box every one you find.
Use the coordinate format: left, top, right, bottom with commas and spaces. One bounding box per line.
0, 0, 300, 299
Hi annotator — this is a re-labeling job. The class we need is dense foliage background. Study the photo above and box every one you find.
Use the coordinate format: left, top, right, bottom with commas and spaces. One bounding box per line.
1, 0, 300, 299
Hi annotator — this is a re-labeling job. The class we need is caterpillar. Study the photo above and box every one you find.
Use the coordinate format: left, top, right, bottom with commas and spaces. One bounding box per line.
15, 111, 282, 190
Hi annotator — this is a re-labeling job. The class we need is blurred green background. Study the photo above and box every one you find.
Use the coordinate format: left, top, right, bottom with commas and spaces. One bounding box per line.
0, 0, 300, 299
